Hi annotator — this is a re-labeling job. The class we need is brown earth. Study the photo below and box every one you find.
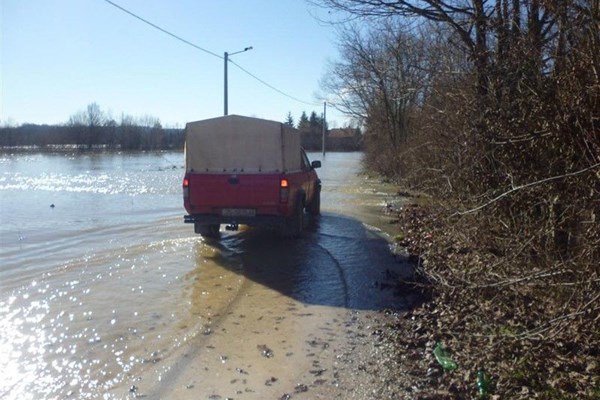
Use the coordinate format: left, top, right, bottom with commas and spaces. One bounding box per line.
354, 192, 600, 400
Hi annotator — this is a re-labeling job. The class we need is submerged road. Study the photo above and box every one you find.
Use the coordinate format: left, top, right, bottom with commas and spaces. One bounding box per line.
134, 213, 418, 399
0, 152, 416, 399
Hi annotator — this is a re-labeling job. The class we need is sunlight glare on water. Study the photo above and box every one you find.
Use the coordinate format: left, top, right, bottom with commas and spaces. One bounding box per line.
0, 152, 210, 399
0, 235, 208, 399
0, 151, 393, 399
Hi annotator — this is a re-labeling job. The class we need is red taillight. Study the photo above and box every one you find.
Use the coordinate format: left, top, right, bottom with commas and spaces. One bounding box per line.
279, 178, 289, 203
183, 176, 190, 199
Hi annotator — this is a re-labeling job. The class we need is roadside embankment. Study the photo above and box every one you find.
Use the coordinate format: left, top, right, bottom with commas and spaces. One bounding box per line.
370, 189, 600, 399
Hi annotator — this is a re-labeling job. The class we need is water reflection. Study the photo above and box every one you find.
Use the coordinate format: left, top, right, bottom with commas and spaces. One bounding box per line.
211, 213, 414, 310
0, 237, 202, 399
0, 151, 411, 399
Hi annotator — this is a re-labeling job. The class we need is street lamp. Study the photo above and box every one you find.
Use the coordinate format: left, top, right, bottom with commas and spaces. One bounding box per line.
224, 46, 253, 115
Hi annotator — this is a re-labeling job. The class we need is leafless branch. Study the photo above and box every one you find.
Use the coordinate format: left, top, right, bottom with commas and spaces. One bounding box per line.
454, 162, 600, 216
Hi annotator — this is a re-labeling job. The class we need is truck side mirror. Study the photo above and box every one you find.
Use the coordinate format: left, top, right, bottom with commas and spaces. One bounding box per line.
311, 160, 321, 169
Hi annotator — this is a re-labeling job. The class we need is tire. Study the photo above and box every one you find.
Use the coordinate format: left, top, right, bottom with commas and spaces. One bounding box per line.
307, 187, 321, 216
194, 223, 220, 238
282, 200, 304, 238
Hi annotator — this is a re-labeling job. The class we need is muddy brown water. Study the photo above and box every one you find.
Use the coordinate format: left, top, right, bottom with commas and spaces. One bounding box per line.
0, 151, 415, 399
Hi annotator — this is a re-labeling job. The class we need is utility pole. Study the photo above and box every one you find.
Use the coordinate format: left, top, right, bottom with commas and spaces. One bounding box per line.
322, 101, 327, 156
224, 51, 229, 116
224, 46, 253, 116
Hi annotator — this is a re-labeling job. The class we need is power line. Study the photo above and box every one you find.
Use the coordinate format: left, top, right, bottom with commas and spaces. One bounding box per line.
101, 0, 321, 108
228, 60, 321, 107
102, 0, 222, 59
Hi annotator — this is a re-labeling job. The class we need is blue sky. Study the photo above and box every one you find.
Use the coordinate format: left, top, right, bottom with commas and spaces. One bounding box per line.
1, 0, 347, 128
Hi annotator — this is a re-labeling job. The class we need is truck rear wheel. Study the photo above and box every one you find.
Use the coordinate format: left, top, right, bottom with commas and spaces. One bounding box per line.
195, 223, 220, 238
307, 187, 321, 216
282, 201, 304, 238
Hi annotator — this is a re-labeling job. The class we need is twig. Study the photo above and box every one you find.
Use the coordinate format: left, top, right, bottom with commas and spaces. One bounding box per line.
453, 162, 600, 216
515, 292, 600, 340
466, 268, 571, 289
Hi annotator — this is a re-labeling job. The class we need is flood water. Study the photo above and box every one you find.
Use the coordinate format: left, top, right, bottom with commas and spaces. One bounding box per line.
0, 151, 413, 399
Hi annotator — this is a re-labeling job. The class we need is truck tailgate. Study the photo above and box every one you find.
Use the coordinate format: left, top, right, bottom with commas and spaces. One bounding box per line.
187, 173, 280, 213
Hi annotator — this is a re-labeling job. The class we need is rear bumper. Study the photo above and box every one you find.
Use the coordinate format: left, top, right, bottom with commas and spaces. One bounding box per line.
184, 214, 286, 227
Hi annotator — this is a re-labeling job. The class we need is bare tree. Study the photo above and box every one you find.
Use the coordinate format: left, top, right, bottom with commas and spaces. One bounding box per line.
313, 1, 495, 95
119, 113, 141, 150
85, 102, 104, 149
314, 2, 600, 397
150, 120, 164, 150
312, 0, 568, 100
323, 19, 430, 147
68, 102, 105, 149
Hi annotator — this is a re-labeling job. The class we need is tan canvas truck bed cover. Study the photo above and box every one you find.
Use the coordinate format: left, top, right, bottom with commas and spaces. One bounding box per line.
184, 115, 302, 174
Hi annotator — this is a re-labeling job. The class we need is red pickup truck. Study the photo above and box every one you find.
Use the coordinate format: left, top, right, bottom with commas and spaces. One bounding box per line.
183, 115, 321, 238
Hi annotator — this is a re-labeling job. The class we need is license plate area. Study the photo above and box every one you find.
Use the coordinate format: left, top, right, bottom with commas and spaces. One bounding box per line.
221, 208, 256, 217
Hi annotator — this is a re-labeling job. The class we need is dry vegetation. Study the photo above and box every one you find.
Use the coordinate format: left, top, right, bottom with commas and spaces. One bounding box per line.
318, 0, 599, 397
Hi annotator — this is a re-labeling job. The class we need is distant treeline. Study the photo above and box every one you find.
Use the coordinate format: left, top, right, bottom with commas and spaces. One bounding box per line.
0, 122, 362, 152
0, 104, 363, 152
300, 129, 363, 152
0, 123, 185, 151
286, 110, 363, 151
1, 103, 184, 151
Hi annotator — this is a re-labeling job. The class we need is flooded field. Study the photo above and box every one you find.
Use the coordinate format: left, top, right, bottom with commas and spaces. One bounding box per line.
0, 151, 413, 399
